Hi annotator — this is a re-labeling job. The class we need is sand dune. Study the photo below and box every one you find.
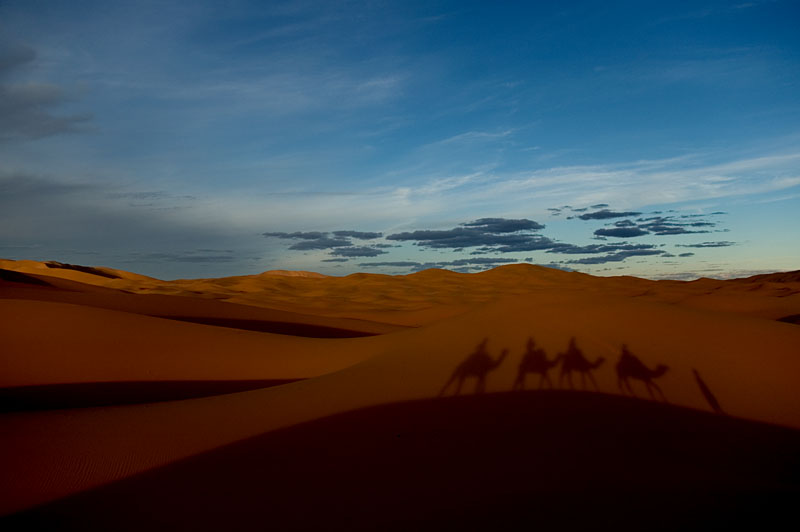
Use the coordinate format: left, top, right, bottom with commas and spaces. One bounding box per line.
8, 392, 798, 530
0, 299, 388, 387
0, 260, 798, 522
4, 259, 798, 325
0, 268, 403, 336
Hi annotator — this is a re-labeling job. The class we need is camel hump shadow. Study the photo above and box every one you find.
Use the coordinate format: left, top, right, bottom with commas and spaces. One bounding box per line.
558, 337, 605, 391
439, 338, 509, 396
615, 345, 669, 401
513, 337, 562, 391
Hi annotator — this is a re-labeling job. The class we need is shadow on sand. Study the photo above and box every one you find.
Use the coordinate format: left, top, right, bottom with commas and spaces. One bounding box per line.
694, 368, 725, 415
9, 391, 799, 531
616, 344, 669, 401
439, 338, 509, 396
0, 380, 303, 413
444, 337, 728, 417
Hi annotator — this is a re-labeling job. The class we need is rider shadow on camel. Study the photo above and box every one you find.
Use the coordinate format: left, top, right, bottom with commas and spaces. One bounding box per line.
514, 336, 606, 392
439, 338, 509, 396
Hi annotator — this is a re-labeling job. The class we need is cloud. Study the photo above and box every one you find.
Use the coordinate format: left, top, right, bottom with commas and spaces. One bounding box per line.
0, 171, 263, 279
129, 251, 237, 263
565, 249, 665, 265
578, 209, 642, 220
263, 229, 385, 252
462, 218, 544, 232
414, 256, 521, 272
0, 40, 35, 74
594, 227, 649, 238
261, 230, 393, 254
612, 220, 637, 227
358, 261, 421, 268
0, 40, 91, 141
446, 257, 518, 266
321, 258, 349, 262
262, 231, 360, 250
475, 153, 800, 215
359, 256, 519, 272
263, 231, 329, 240
263, 208, 719, 273
386, 217, 551, 252
332, 230, 382, 239
288, 238, 352, 250
678, 252, 695, 257
547, 243, 659, 255
635, 215, 716, 235
578, 211, 723, 239
492, 236, 564, 253
329, 246, 388, 257
676, 241, 736, 248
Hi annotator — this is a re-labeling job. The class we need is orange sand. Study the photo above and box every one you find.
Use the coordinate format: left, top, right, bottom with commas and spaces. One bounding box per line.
1, 260, 798, 522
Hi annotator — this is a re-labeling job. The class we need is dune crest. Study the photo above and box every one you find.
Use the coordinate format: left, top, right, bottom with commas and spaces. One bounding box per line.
259, 269, 329, 278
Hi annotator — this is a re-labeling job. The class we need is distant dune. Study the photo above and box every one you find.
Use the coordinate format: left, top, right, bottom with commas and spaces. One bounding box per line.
259, 269, 329, 278
1, 259, 798, 527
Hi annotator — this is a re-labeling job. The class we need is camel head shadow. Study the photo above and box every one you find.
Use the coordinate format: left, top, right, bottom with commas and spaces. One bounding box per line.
439, 338, 509, 396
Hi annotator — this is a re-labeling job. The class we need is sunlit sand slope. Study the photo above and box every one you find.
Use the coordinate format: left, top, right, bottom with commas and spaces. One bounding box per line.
0, 299, 386, 387
0, 269, 404, 336
1, 275, 798, 515
3, 259, 798, 326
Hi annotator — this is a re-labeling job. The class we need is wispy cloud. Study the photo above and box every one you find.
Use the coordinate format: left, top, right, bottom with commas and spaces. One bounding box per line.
0, 40, 91, 141
411, 151, 800, 211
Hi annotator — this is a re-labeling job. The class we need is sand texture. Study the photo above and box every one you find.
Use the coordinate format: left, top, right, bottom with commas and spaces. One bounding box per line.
1, 260, 798, 528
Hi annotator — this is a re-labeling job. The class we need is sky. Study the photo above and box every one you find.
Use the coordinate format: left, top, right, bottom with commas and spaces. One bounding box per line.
1, 0, 799, 280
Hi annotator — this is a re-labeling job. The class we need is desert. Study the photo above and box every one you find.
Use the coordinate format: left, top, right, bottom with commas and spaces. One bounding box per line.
1, 259, 799, 529
3, 1, 800, 529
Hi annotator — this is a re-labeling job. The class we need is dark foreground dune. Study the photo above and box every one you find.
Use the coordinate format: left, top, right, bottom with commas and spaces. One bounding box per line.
7, 391, 799, 531
0, 380, 302, 413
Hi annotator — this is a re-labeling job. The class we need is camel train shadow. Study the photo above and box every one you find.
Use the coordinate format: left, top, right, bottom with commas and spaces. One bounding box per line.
441, 336, 725, 413
440, 336, 615, 398
438, 336, 729, 413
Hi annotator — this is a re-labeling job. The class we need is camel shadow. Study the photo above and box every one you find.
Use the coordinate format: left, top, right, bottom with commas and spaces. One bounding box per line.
512, 337, 562, 391
615, 344, 669, 402
558, 337, 605, 391
439, 338, 509, 396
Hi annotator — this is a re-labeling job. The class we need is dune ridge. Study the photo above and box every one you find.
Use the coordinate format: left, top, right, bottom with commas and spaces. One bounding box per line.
4, 260, 799, 326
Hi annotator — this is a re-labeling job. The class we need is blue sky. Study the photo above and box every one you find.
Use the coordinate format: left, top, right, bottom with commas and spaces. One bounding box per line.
1, 0, 798, 279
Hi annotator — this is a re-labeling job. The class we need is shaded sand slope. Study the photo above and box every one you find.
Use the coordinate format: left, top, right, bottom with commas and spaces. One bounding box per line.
7, 392, 800, 531
2, 287, 799, 515
0, 380, 304, 412
0, 299, 389, 387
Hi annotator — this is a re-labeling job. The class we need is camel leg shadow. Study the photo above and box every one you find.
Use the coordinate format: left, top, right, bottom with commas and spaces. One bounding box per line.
645, 381, 668, 403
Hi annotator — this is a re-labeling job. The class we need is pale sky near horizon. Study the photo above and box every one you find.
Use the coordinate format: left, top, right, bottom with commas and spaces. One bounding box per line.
1, 0, 799, 279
